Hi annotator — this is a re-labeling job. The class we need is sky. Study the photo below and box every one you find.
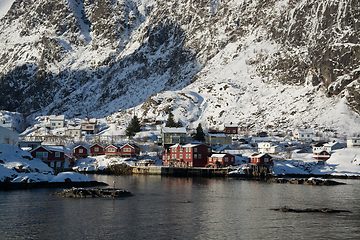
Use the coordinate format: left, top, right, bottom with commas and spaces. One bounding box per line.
0, 0, 15, 19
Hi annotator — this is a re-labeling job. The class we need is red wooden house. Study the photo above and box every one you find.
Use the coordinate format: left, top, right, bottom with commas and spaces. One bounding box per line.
119, 143, 140, 157
72, 145, 88, 158
249, 153, 274, 165
162, 143, 212, 167
104, 145, 121, 155
207, 153, 235, 167
313, 150, 330, 161
224, 122, 238, 135
30, 145, 68, 171
90, 144, 104, 156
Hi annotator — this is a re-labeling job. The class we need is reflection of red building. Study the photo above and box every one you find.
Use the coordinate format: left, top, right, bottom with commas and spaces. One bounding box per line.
207, 153, 235, 167
90, 144, 104, 156
72, 145, 88, 158
313, 150, 330, 161
249, 153, 273, 165
162, 143, 212, 167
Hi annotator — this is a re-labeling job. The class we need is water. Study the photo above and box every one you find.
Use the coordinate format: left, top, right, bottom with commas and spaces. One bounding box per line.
1, 175, 360, 239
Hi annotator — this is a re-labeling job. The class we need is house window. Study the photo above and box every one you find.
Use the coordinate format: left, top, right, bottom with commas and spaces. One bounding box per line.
264, 158, 268, 162
208, 148, 211, 153
36, 152, 44, 158
227, 130, 230, 133
194, 154, 197, 159
209, 158, 212, 162
172, 154, 174, 159
55, 152, 60, 158
180, 154, 183, 159
233, 130, 236, 133
198, 154, 201, 159
212, 140, 216, 143
58, 123, 61, 125
79, 149, 83, 153
108, 148, 115, 152
51, 123, 56, 126
231, 157, 234, 162
180, 148, 183, 152
43, 152, 48, 158
225, 157, 228, 162
123, 148, 131, 152
194, 148, 197, 153
181, 134, 184, 137
95, 147, 99, 152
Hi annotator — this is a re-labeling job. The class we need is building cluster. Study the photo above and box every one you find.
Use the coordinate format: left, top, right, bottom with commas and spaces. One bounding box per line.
1, 111, 360, 174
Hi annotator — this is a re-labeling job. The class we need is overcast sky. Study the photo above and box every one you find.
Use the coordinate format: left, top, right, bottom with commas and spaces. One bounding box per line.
0, 0, 15, 19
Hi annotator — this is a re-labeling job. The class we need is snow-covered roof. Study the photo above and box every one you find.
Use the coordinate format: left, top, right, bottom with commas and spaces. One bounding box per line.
295, 128, 313, 134
49, 115, 65, 121
67, 125, 81, 130
162, 127, 187, 134
81, 118, 97, 124
210, 153, 227, 158
224, 123, 237, 127
208, 132, 228, 138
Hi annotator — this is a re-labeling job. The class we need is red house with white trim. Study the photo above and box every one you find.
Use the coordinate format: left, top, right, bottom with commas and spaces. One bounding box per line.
119, 143, 140, 157
162, 143, 212, 167
104, 145, 121, 155
30, 145, 69, 171
313, 150, 330, 161
207, 153, 235, 167
72, 145, 88, 158
90, 144, 104, 156
224, 122, 238, 135
249, 153, 274, 165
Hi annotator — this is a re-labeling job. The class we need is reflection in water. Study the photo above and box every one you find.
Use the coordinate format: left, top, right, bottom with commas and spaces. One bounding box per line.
0, 175, 359, 239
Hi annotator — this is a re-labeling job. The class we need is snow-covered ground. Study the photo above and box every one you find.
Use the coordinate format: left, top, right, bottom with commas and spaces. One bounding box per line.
0, 144, 95, 183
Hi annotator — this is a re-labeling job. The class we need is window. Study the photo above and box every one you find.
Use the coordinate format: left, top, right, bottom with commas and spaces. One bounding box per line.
180, 154, 183, 159
198, 154, 201, 159
225, 157, 228, 162
55, 152, 60, 157
209, 158, 212, 162
58, 123, 61, 125
233, 130, 236, 133
95, 147, 99, 152
51, 123, 56, 126
194, 148, 197, 153
264, 158, 268, 162
180, 148, 183, 152
172, 154, 174, 159
36, 152, 43, 158
227, 130, 230, 133
123, 148, 131, 152
79, 149, 83, 153
194, 154, 197, 159
208, 148, 211, 153
43, 152, 48, 158
108, 148, 115, 152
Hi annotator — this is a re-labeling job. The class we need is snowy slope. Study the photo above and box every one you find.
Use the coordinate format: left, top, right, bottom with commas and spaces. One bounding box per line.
0, 0, 359, 135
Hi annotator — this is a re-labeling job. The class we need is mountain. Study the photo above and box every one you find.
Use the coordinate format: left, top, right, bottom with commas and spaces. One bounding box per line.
0, 0, 359, 134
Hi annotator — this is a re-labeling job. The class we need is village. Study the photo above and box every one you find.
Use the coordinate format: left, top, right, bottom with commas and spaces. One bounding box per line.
1, 111, 360, 178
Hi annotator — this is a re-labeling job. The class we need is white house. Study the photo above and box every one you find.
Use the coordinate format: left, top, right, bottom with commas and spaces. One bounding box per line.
65, 125, 82, 137
323, 142, 345, 152
293, 128, 313, 142
347, 137, 360, 148
49, 115, 65, 130
258, 142, 282, 154
0, 126, 19, 145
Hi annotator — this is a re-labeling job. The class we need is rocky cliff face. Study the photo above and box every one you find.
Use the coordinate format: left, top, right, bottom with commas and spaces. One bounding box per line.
0, 0, 359, 132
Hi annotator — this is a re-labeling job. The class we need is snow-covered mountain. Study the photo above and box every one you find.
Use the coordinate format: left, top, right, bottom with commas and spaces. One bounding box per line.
0, 0, 359, 134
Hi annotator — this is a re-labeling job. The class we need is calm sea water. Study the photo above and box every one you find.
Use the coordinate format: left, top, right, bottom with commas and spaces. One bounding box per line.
1, 175, 360, 239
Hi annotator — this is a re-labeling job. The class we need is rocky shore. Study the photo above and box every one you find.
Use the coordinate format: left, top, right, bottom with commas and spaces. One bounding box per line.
53, 188, 133, 198
272, 206, 351, 213
266, 177, 346, 185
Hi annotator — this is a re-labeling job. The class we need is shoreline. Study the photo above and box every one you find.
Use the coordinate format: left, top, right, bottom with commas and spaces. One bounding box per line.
0, 181, 108, 191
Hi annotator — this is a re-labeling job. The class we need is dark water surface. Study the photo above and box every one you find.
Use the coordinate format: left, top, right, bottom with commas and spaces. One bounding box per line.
1, 175, 360, 239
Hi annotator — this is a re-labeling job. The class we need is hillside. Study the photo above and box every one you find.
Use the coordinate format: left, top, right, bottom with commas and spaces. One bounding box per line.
0, 0, 359, 134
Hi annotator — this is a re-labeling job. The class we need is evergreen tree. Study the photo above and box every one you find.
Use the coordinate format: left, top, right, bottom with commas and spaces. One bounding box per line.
194, 123, 205, 142
126, 115, 141, 137
165, 111, 177, 127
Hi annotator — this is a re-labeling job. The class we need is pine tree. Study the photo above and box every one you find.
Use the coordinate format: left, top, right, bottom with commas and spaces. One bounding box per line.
165, 111, 177, 127
194, 123, 205, 142
126, 115, 141, 137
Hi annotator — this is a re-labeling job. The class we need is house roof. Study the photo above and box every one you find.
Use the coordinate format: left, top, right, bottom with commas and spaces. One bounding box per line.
31, 145, 64, 153
224, 123, 237, 128
295, 128, 313, 134
208, 133, 228, 138
67, 125, 81, 130
162, 127, 187, 134
74, 145, 87, 150
250, 153, 271, 158
210, 153, 234, 158
49, 115, 65, 121
90, 143, 104, 148
81, 118, 97, 124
